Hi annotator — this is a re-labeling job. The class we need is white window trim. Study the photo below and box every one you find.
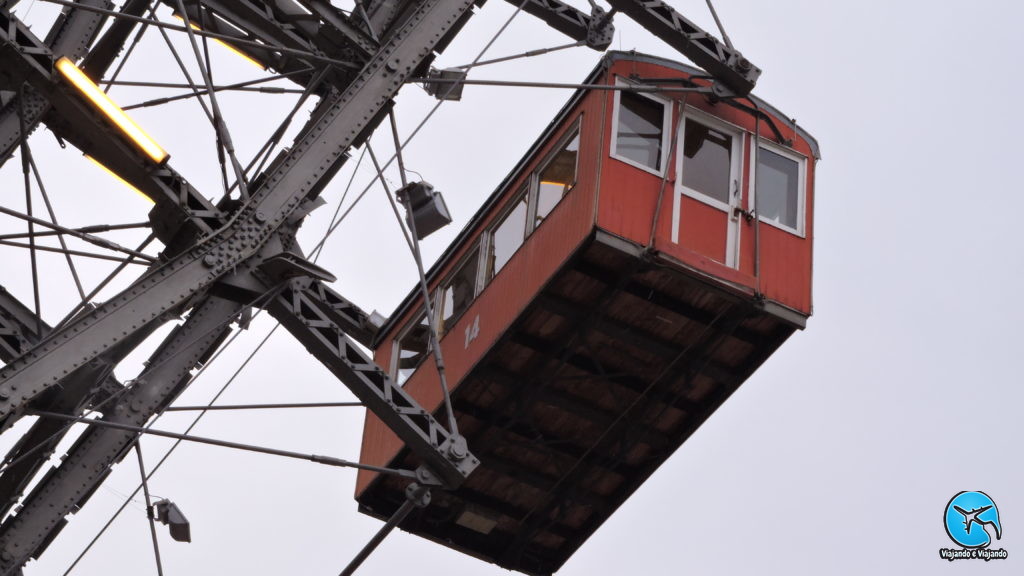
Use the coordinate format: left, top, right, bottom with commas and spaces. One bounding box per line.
485, 186, 529, 281
528, 119, 582, 231
609, 77, 672, 177
437, 245, 483, 334
676, 106, 745, 214
749, 137, 807, 238
390, 309, 429, 386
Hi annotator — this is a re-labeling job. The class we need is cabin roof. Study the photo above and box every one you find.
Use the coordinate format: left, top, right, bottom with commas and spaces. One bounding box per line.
373, 51, 820, 344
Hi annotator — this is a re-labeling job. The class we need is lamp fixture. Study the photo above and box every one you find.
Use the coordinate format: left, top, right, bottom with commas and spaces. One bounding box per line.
55, 57, 169, 165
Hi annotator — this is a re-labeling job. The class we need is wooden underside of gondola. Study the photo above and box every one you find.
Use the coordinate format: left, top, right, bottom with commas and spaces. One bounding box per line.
356, 231, 802, 575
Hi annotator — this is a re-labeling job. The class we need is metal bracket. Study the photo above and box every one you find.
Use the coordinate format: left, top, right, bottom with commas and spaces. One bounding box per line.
586, 6, 615, 50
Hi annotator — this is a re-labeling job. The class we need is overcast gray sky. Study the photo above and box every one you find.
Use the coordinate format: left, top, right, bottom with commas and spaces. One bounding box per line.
1, 1, 1022, 574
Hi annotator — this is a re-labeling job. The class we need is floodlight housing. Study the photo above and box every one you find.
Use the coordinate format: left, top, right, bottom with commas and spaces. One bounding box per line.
153, 499, 191, 543
396, 181, 451, 240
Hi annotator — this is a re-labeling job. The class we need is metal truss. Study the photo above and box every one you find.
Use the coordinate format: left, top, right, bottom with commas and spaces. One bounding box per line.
0, 0, 760, 572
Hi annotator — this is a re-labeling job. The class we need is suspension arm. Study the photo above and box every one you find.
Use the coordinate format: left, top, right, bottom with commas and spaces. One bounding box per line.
605, 0, 760, 96
269, 282, 477, 489
505, 0, 614, 50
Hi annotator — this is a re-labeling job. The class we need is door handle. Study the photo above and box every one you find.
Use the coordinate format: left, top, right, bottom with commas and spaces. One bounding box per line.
733, 206, 754, 222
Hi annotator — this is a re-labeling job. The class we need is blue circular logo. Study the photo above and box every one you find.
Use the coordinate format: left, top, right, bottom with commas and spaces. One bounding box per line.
944, 491, 1002, 549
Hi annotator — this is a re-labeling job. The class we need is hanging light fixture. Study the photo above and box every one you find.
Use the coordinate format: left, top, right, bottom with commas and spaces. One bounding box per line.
152, 499, 192, 543
396, 181, 452, 240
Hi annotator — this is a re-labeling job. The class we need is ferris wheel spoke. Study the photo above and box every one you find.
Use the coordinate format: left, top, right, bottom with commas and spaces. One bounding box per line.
119, 70, 310, 111
228, 65, 332, 196
53, 233, 157, 332
0, 222, 151, 241
16, 91, 43, 338
0, 204, 157, 264
26, 147, 86, 302
144, 6, 216, 124
132, 443, 165, 576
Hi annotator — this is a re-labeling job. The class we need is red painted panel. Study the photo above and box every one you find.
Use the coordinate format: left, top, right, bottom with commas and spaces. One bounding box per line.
678, 198, 728, 264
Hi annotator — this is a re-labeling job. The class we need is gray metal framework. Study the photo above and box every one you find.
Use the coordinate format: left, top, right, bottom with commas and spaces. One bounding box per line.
0, 0, 759, 573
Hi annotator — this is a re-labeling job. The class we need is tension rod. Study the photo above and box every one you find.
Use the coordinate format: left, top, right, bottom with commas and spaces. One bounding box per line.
31, 411, 415, 479
340, 483, 431, 575
164, 401, 363, 412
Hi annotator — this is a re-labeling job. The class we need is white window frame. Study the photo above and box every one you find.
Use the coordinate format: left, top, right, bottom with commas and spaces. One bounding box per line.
390, 309, 430, 386
749, 137, 807, 238
437, 245, 484, 334
609, 77, 672, 176
676, 106, 745, 214
528, 119, 582, 230
485, 185, 529, 282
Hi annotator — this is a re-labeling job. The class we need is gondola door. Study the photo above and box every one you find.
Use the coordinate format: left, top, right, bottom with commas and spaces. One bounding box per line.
672, 108, 744, 268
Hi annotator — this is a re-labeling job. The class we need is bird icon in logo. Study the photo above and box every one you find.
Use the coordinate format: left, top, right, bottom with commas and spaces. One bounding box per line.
945, 491, 1002, 549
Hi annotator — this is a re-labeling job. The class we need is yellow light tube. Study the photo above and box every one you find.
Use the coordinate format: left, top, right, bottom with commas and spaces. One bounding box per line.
173, 15, 268, 71
85, 155, 155, 204
55, 57, 169, 165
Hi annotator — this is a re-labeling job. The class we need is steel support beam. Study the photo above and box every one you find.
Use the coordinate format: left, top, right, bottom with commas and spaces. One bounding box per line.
289, 279, 380, 349
0, 295, 240, 572
606, 0, 760, 96
296, 0, 379, 57
269, 282, 477, 488
0, 288, 131, 521
0, 0, 480, 430
505, 0, 613, 50
0, 288, 39, 364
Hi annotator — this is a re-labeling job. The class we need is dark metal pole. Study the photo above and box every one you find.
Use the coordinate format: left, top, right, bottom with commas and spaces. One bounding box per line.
17, 89, 42, 337
409, 77, 717, 93
0, 221, 149, 241
27, 153, 86, 301
339, 499, 416, 576
0, 204, 157, 262
339, 484, 430, 576
164, 401, 363, 412
31, 411, 416, 479
0, 239, 152, 265
134, 443, 164, 576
